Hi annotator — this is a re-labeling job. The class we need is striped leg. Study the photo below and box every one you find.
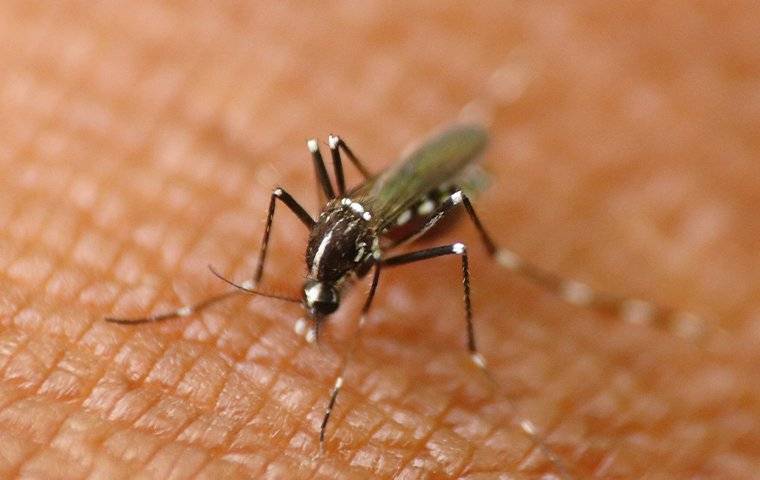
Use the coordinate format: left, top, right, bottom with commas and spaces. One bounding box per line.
104, 290, 244, 325
106, 187, 313, 325
327, 134, 372, 196
381, 241, 572, 479
307, 138, 336, 200
319, 263, 381, 451
382, 243, 480, 357
415, 190, 706, 340
493, 249, 706, 339
253, 187, 315, 285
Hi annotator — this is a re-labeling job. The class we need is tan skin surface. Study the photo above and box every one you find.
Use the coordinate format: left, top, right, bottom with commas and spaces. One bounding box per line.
1, 1, 759, 478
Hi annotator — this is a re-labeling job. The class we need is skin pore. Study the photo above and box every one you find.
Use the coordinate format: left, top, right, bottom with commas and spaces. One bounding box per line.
0, 2, 759, 478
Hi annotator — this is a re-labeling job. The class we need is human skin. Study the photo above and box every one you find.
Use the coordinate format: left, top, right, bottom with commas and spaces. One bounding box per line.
1, 1, 759, 478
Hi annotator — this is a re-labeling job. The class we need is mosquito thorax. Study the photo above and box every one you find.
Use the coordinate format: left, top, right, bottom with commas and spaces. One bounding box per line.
305, 198, 378, 295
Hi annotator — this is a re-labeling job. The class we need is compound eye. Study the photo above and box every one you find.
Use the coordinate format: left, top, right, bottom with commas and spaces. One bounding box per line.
303, 281, 340, 316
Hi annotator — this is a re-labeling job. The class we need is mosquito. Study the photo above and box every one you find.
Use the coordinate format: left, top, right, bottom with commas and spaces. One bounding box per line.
106, 123, 703, 478
108, 124, 497, 434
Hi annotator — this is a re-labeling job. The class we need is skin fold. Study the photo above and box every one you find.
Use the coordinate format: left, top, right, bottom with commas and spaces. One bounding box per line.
0, 1, 758, 478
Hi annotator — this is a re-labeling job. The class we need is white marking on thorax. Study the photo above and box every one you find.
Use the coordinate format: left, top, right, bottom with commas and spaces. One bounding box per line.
339, 200, 371, 221
311, 230, 334, 276
350, 202, 365, 214
344, 219, 360, 234
354, 241, 366, 262
335, 270, 358, 288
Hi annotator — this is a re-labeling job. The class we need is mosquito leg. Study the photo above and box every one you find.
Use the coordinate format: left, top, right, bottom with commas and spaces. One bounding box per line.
104, 290, 245, 325
307, 138, 336, 201
381, 243, 572, 479
432, 190, 705, 340
383, 243, 478, 352
106, 187, 312, 325
492, 249, 706, 339
319, 263, 381, 451
252, 187, 315, 285
327, 134, 372, 196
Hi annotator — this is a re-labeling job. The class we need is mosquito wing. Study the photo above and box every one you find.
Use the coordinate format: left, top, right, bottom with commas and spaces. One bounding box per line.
349, 124, 488, 230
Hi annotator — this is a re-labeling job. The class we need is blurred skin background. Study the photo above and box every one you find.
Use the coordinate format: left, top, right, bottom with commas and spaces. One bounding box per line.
0, 1, 759, 478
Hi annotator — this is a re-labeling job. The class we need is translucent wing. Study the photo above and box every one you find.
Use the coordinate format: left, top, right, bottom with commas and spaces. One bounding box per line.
349, 124, 488, 230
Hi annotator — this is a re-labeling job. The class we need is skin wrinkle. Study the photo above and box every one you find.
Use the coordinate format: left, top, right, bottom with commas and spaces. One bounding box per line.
372, 368, 480, 476
229, 340, 323, 476
8, 403, 73, 477
256, 410, 324, 477
209, 373, 298, 469
387, 322, 559, 472
17, 53, 94, 169
164, 445, 208, 480
2, 1, 760, 478
542, 363, 617, 473
29, 192, 102, 400
138, 364, 228, 458
82, 422, 130, 477
340, 398, 403, 475
111, 321, 247, 468
328, 393, 411, 476
479, 419, 532, 476
264, 337, 378, 475
87, 60, 253, 447
217, 342, 291, 450
88, 261, 177, 402
306, 309, 383, 473
308, 341, 455, 476
2, 204, 74, 389
109, 394, 202, 472
364, 344, 539, 475
397, 402, 459, 477
488, 399, 555, 473
548, 353, 623, 470
501, 353, 571, 470
259, 399, 322, 478
74, 193, 246, 470
347, 403, 407, 473
7, 276, 513, 476
587, 351, 699, 476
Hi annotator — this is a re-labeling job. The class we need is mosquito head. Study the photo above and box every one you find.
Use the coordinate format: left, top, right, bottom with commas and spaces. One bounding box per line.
303, 279, 340, 317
